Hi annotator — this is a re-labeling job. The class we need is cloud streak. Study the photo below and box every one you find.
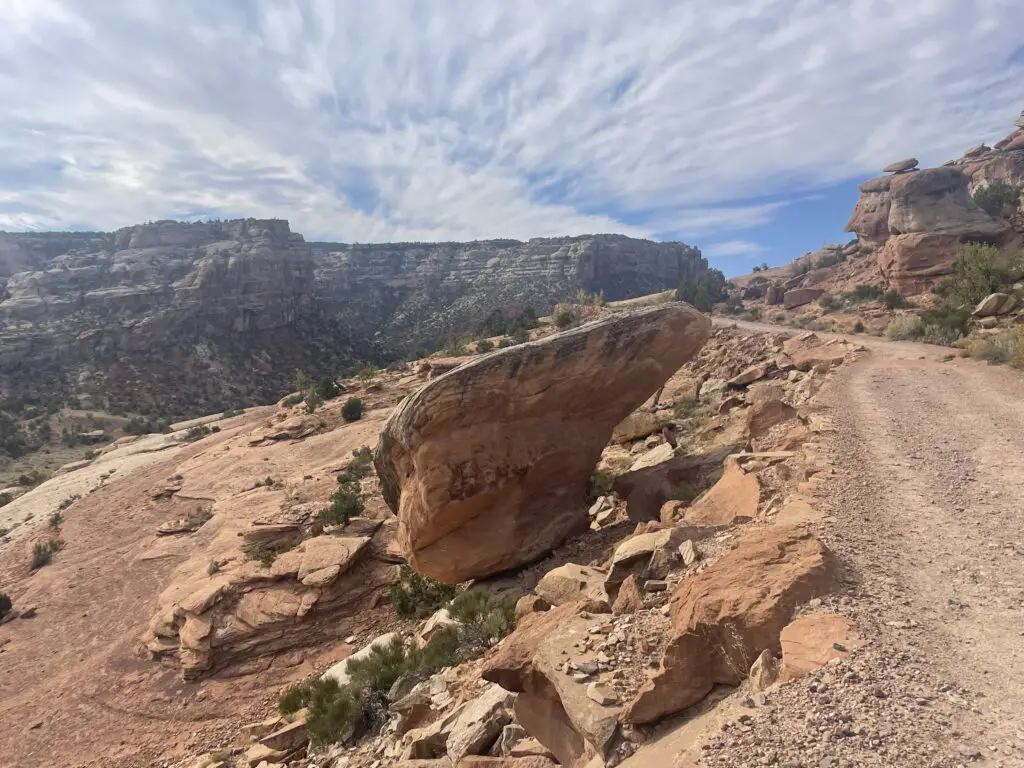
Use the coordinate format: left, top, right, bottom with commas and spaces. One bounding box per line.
0, 0, 1022, 245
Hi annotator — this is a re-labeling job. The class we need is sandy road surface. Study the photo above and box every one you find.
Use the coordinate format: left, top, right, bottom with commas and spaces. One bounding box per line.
716, 318, 1024, 766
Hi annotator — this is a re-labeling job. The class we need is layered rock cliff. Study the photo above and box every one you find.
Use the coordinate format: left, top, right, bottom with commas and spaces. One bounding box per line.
0, 221, 704, 418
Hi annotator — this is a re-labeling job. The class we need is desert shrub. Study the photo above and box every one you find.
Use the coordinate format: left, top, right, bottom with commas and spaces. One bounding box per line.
0, 593, 10, 618
748, 275, 768, 285
884, 315, 924, 340
498, 338, 515, 348
971, 181, 1023, 218
0, 492, 9, 508
588, 469, 617, 499
282, 393, 303, 408
258, 547, 277, 568
348, 446, 374, 478
347, 635, 410, 693
124, 416, 168, 435
667, 484, 699, 503
48, 511, 63, 530
853, 284, 884, 301
356, 366, 378, 386
818, 293, 841, 311
552, 303, 580, 329
919, 304, 971, 338
751, 263, 769, 273
279, 676, 361, 745
389, 564, 456, 619
791, 261, 812, 276
183, 425, 211, 442
744, 307, 763, 321
921, 324, 962, 346
966, 327, 1024, 367
31, 539, 63, 570
852, 320, 865, 333
304, 388, 324, 414
883, 289, 909, 310
476, 338, 495, 353
510, 327, 530, 345
18, 470, 47, 487
934, 243, 1024, 308
207, 560, 221, 576
477, 307, 538, 338
677, 269, 728, 312
723, 295, 744, 314
672, 395, 699, 418
448, 588, 517, 649
342, 397, 364, 422
319, 480, 364, 527
222, 408, 245, 419
441, 338, 469, 356
814, 251, 845, 269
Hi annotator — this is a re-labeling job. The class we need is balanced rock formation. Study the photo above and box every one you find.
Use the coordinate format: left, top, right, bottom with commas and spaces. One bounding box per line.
623, 525, 837, 724
374, 304, 712, 582
882, 157, 918, 173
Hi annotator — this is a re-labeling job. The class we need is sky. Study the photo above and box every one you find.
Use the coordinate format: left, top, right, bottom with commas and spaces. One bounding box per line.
1, 1, 1023, 275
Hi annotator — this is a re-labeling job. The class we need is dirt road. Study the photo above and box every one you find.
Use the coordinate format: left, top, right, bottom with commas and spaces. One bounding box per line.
717, 318, 1024, 766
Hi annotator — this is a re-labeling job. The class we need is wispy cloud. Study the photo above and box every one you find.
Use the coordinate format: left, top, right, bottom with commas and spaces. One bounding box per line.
703, 240, 765, 259
0, 0, 1022, 243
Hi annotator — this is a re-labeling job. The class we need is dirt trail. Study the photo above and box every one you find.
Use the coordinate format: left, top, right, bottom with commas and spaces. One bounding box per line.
718, 318, 1024, 765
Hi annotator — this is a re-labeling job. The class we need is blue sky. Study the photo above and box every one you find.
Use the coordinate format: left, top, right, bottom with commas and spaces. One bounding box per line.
1, 1, 1023, 276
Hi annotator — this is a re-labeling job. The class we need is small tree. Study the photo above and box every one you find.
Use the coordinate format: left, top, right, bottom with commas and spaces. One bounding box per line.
972, 181, 1023, 218
476, 338, 495, 353
883, 289, 908, 310
341, 397, 364, 422
552, 304, 580, 329
389, 565, 457, 618
304, 388, 324, 414
677, 269, 728, 312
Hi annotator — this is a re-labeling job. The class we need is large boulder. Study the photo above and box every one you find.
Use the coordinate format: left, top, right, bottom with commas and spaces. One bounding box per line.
683, 456, 759, 527
375, 305, 711, 582
883, 157, 918, 173
783, 288, 824, 310
534, 564, 608, 607
972, 292, 1017, 317
623, 525, 837, 724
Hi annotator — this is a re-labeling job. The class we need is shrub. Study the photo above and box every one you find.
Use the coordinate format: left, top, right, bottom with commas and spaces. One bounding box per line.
0, 593, 10, 618
304, 388, 324, 414
0, 492, 9, 508
667, 484, 699, 503
348, 446, 374, 478
853, 284, 884, 301
744, 307, 763, 321
31, 539, 63, 569
476, 338, 495, 353
921, 324, 962, 346
552, 303, 580, 329
791, 261, 811, 276
356, 366, 378, 386
48, 511, 63, 530
818, 293, 840, 311
814, 251, 845, 269
884, 315, 924, 340
883, 289, 909, 310
919, 304, 971, 338
208, 560, 221, 576
588, 469, 616, 499
389, 565, 456, 619
282, 393, 303, 408
967, 327, 1024, 367
448, 588, 516, 649
319, 481, 364, 527
510, 327, 530, 345
677, 269, 728, 312
748, 275, 768, 286
852, 320, 865, 333
279, 676, 361, 745
934, 243, 1024, 308
258, 547, 277, 568
441, 338, 469, 356
18, 470, 47, 487
723, 295, 744, 314
498, 338, 515, 348
672, 395, 699, 418
222, 408, 245, 419
314, 377, 341, 401
971, 181, 1023, 218
184, 425, 211, 442
341, 397, 364, 422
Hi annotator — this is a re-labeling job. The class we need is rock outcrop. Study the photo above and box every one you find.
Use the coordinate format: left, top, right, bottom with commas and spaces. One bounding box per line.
0, 222, 704, 418
623, 525, 837, 724
374, 304, 712, 582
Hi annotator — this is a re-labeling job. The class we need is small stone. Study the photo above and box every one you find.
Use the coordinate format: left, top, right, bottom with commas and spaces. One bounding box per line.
678, 539, 699, 566
586, 682, 620, 706
344, 635, 357, 644
644, 580, 668, 593
957, 745, 983, 760
577, 661, 600, 675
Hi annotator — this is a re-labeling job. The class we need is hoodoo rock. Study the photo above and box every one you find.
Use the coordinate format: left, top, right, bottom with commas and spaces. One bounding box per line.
374, 304, 712, 583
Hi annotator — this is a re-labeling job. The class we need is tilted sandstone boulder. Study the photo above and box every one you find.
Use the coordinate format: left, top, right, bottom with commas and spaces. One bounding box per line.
782, 288, 825, 310
375, 304, 711, 582
683, 456, 759, 527
972, 292, 1017, 317
883, 157, 919, 173
482, 603, 621, 767
534, 564, 608, 607
623, 525, 837, 724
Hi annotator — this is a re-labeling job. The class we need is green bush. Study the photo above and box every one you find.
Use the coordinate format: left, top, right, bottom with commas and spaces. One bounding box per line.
552, 303, 580, 329
0, 492, 9, 508
348, 446, 374, 478
919, 305, 971, 338
677, 269, 728, 312
498, 338, 515, 348
723, 295, 744, 314
207, 560, 221, 576
184, 425, 212, 442
814, 251, 845, 269
852, 320, 865, 333
31, 539, 63, 570
818, 293, 841, 311
853, 284, 884, 301
441, 338, 469, 356
389, 565, 456, 619
304, 388, 324, 414
745, 307, 763, 321
476, 338, 495, 353
0, 592, 10, 618
971, 181, 1023, 218
510, 327, 530, 345
883, 289, 909, 310
884, 315, 924, 340
588, 469, 617, 499
279, 676, 361, 745
48, 511, 63, 530
356, 366, 378, 386
341, 398, 364, 422
791, 261, 812, 276
748, 275, 768, 286
448, 588, 517, 649
921, 324, 962, 346
319, 482, 364, 527
934, 243, 1024, 308
477, 307, 539, 338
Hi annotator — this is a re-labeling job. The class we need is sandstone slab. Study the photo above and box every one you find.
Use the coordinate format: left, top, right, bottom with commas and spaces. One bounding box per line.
779, 613, 864, 682
783, 288, 825, 310
535, 564, 608, 607
683, 457, 759, 527
623, 525, 837, 724
375, 304, 711, 582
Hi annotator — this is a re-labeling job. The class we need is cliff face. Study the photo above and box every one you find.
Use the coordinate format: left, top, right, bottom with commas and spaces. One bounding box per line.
0, 221, 704, 418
